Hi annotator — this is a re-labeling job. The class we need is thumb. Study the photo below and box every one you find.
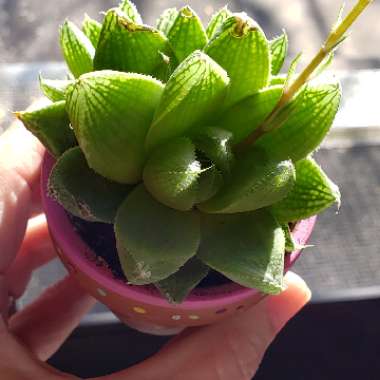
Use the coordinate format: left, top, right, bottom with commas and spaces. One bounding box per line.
98, 271, 311, 380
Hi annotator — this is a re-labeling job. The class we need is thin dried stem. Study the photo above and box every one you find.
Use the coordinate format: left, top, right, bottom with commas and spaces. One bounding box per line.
235, 0, 374, 153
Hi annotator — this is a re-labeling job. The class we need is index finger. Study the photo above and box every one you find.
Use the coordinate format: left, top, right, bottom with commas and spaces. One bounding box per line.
0, 121, 45, 273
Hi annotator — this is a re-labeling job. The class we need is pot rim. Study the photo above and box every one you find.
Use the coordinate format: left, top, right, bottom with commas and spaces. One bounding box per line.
41, 152, 317, 310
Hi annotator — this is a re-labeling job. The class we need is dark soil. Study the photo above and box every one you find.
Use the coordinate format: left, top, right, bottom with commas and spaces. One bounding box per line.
69, 214, 231, 288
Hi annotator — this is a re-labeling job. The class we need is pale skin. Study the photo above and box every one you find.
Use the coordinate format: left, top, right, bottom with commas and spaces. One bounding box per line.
0, 122, 311, 380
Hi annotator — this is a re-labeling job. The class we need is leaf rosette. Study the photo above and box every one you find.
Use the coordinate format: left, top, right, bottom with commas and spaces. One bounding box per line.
19, 0, 372, 304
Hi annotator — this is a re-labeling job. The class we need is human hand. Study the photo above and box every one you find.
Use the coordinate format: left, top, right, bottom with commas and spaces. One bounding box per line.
0, 122, 311, 380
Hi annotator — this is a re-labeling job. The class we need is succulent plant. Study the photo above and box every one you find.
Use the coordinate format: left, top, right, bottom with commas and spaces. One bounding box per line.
18, 0, 372, 303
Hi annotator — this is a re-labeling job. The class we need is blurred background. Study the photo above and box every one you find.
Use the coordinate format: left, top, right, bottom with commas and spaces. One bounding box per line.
0, 0, 379, 379
0, 0, 379, 68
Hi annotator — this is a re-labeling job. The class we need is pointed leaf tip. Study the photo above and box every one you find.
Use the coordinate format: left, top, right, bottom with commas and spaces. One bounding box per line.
206, 6, 232, 39
145, 50, 229, 151
118, 0, 142, 24
82, 14, 102, 47
282, 223, 309, 252
198, 149, 295, 214
272, 157, 341, 223
155, 257, 209, 303
39, 75, 74, 102
270, 31, 288, 75
192, 127, 235, 175
156, 7, 179, 35
143, 137, 201, 211
17, 100, 76, 157
60, 20, 94, 78
204, 13, 270, 108
94, 9, 171, 78
167, 6, 208, 63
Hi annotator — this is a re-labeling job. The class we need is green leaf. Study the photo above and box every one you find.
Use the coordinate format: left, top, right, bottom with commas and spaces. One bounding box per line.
284, 52, 302, 90
118, 0, 142, 23
198, 209, 285, 294
272, 157, 340, 223
145, 50, 229, 151
219, 85, 283, 144
283, 224, 296, 251
281, 223, 308, 251
204, 13, 270, 108
60, 20, 94, 78
196, 165, 223, 203
167, 6, 208, 63
155, 257, 209, 304
115, 185, 200, 284
256, 82, 342, 162
192, 126, 235, 175
206, 6, 231, 39
151, 52, 176, 82
39, 75, 74, 102
82, 14, 102, 47
66, 70, 164, 184
270, 74, 286, 86
48, 147, 132, 223
94, 9, 171, 78
143, 137, 201, 211
16, 100, 76, 157
198, 149, 295, 214
270, 31, 288, 75
156, 8, 179, 36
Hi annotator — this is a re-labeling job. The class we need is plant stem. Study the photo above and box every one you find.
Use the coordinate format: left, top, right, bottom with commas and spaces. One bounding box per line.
235, 0, 373, 153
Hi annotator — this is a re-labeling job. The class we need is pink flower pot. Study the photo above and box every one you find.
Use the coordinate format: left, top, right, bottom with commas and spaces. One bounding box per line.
41, 153, 316, 335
